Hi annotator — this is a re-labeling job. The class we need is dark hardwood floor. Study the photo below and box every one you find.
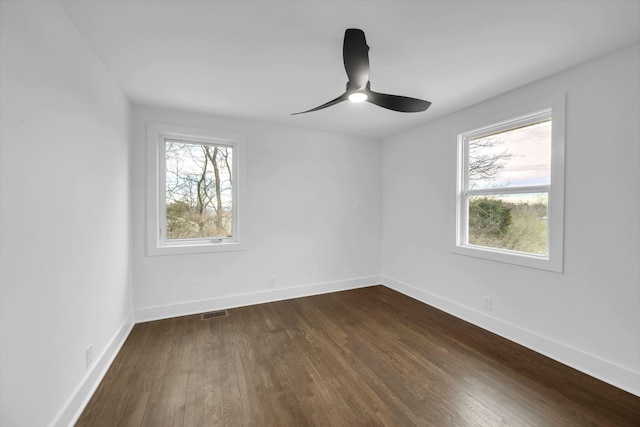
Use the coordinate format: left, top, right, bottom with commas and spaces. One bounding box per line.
76, 286, 640, 426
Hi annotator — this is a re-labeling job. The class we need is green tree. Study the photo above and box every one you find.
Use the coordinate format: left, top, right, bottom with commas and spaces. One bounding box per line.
468, 197, 512, 240
166, 201, 195, 238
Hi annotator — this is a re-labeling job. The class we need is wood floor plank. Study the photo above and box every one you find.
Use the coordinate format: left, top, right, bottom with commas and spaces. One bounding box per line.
76, 286, 640, 426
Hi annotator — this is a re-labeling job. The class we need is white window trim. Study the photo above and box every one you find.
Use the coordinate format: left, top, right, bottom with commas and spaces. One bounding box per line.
146, 122, 246, 256
453, 95, 566, 272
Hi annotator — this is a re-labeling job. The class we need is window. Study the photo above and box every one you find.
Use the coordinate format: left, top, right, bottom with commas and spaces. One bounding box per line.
454, 96, 565, 271
146, 123, 245, 255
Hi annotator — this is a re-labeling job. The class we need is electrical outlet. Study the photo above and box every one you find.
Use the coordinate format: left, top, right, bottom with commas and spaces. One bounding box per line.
85, 344, 93, 367
483, 296, 493, 311
268, 276, 276, 288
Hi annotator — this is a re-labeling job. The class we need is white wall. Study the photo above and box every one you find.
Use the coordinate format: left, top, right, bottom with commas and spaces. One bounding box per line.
132, 106, 382, 321
382, 45, 640, 395
0, 2, 133, 426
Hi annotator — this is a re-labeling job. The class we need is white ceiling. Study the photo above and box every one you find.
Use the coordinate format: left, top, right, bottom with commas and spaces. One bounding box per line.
59, 0, 640, 139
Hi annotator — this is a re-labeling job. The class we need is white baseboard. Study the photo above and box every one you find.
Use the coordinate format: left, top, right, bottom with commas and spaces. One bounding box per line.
50, 312, 135, 427
134, 275, 382, 323
382, 275, 640, 397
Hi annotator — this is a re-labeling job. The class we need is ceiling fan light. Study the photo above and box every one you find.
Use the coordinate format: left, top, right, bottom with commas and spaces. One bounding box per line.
348, 92, 368, 103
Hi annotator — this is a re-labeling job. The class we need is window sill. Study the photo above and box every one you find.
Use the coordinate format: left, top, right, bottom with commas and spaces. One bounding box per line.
147, 241, 246, 256
452, 244, 562, 273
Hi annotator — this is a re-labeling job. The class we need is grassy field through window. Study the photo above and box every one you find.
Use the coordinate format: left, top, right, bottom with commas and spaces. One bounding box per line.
468, 195, 548, 255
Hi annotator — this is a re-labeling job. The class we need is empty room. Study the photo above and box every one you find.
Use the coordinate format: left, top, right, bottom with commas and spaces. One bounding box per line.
1, 0, 639, 426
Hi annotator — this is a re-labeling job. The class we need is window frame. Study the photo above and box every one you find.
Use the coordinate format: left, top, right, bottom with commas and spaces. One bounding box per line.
453, 95, 565, 272
146, 122, 246, 256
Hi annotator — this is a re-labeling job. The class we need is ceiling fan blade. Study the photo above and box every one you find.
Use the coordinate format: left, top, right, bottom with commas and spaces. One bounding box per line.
366, 90, 431, 113
293, 29, 432, 115
291, 93, 349, 115
343, 28, 369, 90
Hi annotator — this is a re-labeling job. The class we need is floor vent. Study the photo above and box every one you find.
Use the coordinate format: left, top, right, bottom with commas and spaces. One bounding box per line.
201, 310, 228, 320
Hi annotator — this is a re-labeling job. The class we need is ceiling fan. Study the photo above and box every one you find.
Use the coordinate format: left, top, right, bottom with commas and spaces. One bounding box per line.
292, 28, 431, 115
